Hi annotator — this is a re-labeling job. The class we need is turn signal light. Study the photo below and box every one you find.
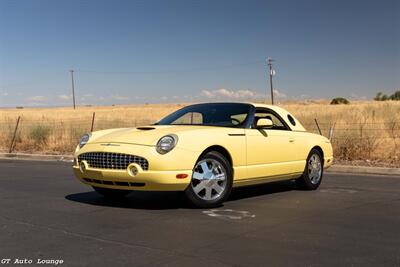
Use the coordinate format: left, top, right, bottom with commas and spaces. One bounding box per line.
176, 174, 188, 179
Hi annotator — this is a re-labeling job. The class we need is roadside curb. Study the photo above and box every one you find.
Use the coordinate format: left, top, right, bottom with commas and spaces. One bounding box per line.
0, 153, 399, 176
0, 153, 73, 162
327, 165, 400, 176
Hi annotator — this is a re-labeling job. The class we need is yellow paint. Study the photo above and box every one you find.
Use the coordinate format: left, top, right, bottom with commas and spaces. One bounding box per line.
73, 103, 333, 191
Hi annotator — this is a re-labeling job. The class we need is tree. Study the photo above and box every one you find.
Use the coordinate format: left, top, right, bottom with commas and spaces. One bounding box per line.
390, 90, 400, 100
374, 92, 383, 101
330, 97, 350, 105
374, 90, 400, 101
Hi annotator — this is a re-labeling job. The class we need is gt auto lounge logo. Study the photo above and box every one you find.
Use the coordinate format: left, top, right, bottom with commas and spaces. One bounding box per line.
1, 258, 64, 265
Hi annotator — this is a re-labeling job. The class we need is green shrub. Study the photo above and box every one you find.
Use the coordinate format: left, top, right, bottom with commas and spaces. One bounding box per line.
390, 90, 400, 100
29, 125, 52, 145
374, 90, 400, 101
330, 97, 350, 105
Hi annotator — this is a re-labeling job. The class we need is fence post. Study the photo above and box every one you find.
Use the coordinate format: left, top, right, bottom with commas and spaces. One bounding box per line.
329, 123, 335, 141
9, 116, 21, 153
314, 118, 322, 135
90, 112, 95, 132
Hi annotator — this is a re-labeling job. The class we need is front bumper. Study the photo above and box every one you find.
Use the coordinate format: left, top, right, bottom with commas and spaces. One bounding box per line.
73, 142, 199, 191
324, 156, 334, 169
73, 166, 191, 191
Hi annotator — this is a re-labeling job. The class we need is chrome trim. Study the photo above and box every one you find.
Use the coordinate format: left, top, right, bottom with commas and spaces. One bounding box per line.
78, 152, 149, 171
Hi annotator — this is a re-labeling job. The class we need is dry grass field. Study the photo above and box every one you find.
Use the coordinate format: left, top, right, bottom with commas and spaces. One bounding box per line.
1, 101, 399, 167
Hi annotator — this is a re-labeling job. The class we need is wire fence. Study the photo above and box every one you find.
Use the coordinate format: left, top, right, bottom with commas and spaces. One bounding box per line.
0, 116, 399, 164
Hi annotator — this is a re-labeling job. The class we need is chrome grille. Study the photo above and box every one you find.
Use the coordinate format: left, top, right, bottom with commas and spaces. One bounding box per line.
78, 152, 149, 170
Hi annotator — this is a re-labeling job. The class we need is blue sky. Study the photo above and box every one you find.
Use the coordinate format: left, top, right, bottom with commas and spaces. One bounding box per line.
0, 0, 399, 107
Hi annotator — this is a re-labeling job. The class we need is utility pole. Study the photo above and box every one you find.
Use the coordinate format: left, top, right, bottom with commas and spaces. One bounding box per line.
267, 57, 275, 105
69, 69, 76, 109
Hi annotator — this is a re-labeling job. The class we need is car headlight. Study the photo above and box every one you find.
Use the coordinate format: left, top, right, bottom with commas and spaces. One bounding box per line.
79, 133, 91, 148
156, 134, 178, 154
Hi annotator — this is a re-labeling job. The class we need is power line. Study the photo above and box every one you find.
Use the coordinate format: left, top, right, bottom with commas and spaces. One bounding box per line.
75, 60, 264, 75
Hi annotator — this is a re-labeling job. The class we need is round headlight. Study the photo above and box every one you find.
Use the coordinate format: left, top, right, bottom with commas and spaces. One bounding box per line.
79, 133, 91, 148
156, 135, 178, 154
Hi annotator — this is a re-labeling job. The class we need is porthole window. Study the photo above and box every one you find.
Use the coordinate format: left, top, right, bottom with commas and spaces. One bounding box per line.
287, 114, 296, 126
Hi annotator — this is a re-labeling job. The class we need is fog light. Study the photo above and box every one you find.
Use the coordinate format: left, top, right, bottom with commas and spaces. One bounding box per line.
128, 165, 138, 177
79, 161, 87, 173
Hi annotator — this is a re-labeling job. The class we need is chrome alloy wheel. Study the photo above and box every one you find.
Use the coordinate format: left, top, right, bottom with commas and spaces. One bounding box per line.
308, 153, 322, 184
191, 159, 227, 201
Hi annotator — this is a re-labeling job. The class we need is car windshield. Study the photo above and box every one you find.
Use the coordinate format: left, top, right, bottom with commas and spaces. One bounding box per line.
156, 103, 252, 128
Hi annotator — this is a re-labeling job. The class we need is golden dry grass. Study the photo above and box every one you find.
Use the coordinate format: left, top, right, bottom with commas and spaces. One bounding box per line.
1, 101, 399, 166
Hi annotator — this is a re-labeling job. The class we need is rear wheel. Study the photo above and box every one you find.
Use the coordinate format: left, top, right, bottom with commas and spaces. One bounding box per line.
185, 151, 233, 208
296, 149, 323, 190
92, 186, 132, 199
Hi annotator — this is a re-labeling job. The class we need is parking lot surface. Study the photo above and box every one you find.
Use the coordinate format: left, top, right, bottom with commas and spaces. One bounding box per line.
0, 160, 399, 266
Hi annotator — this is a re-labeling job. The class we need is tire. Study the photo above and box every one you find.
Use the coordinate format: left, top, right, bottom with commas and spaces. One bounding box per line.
92, 186, 132, 199
296, 148, 324, 190
185, 151, 233, 208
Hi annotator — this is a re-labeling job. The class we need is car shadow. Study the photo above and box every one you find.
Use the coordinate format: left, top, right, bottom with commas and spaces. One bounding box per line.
65, 191, 186, 210
65, 180, 298, 210
228, 179, 297, 202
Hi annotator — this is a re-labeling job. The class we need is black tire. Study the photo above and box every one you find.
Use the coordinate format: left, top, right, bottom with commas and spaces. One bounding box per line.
185, 151, 233, 208
296, 148, 324, 190
92, 186, 132, 199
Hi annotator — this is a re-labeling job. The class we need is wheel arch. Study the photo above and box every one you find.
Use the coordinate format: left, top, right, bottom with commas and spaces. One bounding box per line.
311, 145, 324, 165
197, 145, 233, 168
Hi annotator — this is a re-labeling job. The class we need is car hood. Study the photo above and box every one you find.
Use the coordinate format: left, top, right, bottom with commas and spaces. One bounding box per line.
89, 125, 212, 146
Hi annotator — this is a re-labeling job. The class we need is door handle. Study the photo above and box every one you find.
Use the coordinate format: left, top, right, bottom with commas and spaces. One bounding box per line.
289, 138, 295, 143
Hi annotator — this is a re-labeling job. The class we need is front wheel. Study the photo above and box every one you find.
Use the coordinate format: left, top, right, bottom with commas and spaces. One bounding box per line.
185, 151, 233, 208
296, 149, 323, 190
92, 186, 132, 199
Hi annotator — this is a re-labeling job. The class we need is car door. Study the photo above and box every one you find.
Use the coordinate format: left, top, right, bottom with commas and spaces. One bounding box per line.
245, 108, 298, 180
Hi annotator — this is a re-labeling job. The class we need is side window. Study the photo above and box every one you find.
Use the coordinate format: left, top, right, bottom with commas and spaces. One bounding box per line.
171, 112, 203, 125
287, 114, 296, 126
253, 109, 289, 130
230, 113, 248, 125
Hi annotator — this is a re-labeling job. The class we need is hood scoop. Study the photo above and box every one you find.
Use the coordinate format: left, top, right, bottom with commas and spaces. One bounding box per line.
136, 126, 156, 131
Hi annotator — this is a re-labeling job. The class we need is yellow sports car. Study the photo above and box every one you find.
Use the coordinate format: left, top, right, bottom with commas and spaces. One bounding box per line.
73, 102, 333, 207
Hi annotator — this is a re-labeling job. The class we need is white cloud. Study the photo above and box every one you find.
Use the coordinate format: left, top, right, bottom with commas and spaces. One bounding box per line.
349, 92, 367, 100
58, 94, 71, 100
0, 89, 9, 96
200, 88, 260, 99
111, 95, 130, 100
273, 89, 286, 98
200, 90, 214, 98
26, 96, 47, 101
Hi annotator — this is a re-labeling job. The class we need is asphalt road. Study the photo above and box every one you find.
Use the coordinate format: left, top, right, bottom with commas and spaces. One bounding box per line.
0, 160, 399, 267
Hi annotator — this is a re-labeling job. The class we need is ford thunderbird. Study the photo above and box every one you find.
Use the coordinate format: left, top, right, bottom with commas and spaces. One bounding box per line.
73, 102, 333, 207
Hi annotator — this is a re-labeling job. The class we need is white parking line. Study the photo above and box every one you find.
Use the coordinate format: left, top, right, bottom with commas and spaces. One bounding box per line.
202, 209, 256, 220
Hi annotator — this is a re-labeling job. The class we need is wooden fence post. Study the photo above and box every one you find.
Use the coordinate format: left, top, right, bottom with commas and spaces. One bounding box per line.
9, 116, 21, 153
329, 123, 335, 141
314, 118, 322, 135
90, 112, 95, 132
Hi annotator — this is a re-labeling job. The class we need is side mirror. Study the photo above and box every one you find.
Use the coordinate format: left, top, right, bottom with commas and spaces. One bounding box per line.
256, 118, 273, 128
